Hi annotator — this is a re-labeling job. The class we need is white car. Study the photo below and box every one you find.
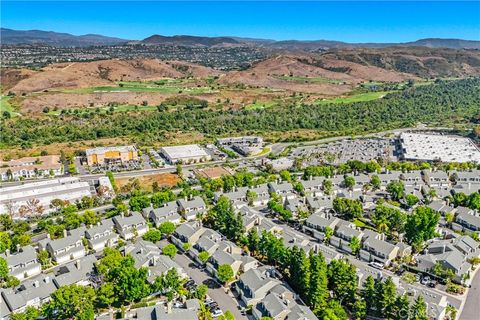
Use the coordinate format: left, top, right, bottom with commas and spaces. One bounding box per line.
369, 262, 384, 270
212, 309, 224, 318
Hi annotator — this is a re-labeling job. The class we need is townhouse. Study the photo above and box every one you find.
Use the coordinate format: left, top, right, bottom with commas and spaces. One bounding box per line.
146, 201, 182, 227
268, 182, 296, 201
113, 212, 148, 240
359, 230, 402, 266
40, 231, 86, 265
1, 246, 41, 281
177, 196, 207, 221
85, 218, 119, 252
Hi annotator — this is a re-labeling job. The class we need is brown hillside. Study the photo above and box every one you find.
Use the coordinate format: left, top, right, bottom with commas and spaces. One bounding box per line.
9, 59, 223, 93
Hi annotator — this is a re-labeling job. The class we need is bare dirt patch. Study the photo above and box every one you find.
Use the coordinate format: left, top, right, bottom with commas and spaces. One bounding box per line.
116, 173, 180, 192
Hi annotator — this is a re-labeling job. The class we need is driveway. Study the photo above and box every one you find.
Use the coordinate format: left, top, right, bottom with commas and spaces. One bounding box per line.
172, 251, 247, 319
460, 268, 480, 320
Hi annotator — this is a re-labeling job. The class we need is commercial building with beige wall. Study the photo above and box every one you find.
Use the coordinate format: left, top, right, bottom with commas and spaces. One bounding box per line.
86, 145, 138, 166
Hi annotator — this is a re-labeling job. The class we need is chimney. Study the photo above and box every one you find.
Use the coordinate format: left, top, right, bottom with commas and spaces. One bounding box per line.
44, 276, 50, 284
310, 175, 312, 181
46, 233, 51, 239
5, 249, 10, 257
167, 301, 173, 314
63, 229, 68, 238
33, 280, 39, 288
16, 244, 21, 252
184, 196, 187, 202
120, 212, 124, 218
76, 259, 81, 270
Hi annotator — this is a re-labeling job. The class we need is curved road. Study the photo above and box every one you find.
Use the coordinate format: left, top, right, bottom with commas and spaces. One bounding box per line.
460, 268, 480, 320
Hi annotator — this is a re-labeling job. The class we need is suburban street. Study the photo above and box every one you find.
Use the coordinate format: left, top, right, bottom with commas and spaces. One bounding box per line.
170, 250, 247, 320
460, 268, 480, 320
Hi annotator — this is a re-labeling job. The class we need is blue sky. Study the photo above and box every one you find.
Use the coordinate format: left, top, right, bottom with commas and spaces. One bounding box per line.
2, 1, 479, 42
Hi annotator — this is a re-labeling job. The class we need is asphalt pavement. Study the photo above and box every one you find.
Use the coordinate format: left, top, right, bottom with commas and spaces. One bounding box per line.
460, 268, 480, 320
171, 250, 247, 320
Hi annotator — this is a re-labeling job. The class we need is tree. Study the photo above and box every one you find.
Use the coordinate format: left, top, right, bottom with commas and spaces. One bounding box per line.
159, 221, 176, 236
107, 257, 150, 303
0, 232, 12, 253
405, 206, 439, 250
0, 257, 8, 281
218, 311, 235, 320
217, 264, 234, 284
387, 181, 405, 201
151, 190, 176, 208
43, 284, 95, 320
246, 190, 257, 206
129, 195, 150, 211
280, 170, 292, 182
288, 246, 310, 299
410, 296, 429, 320
370, 175, 381, 190
95, 282, 115, 308
37, 250, 50, 268
362, 276, 377, 315
9, 307, 40, 320
198, 251, 210, 264
323, 179, 333, 195
198, 302, 213, 320
176, 164, 183, 176
82, 210, 99, 226
162, 244, 178, 258
96, 248, 124, 276
143, 229, 162, 243
324, 226, 334, 243
206, 196, 244, 241
394, 294, 410, 320
405, 194, 419, 207
333, 197, 363, 220
327, 259, 358, 307
376, 277, 397, 319
12, 234, 31, 249
307, 254, 328, 312
194, 284, 209, 300
352, 295, 367, 320
344, 176, 356, 190
349, 236, 361, 255
247, 228, 260, 253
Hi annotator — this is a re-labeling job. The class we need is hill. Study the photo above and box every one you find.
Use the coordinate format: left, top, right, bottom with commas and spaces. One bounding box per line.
139, 35, 241, 47
0, 28, 128, 47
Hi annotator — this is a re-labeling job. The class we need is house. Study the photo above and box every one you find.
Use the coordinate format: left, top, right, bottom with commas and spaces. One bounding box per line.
303, 214, 339, 241
0, 274, 56, 316
52, 254, 97, 288
133, 304, 199, 320
252, 284, 318, 320
189, 229, 222, 264
300, 177, 325, 197
416, 238, 475, 285
422, 170, 450, 187
248, 184, 270, 206
376, 172, 402, 189
172, 221, 205, 248
85, 218, 118, 252
148, 201, 181, 227
207, 241, 257, 279
305, 195, 334, 213
113, 212, 148, 240
124, 240, 186, 282
454, 211, 480, 233
237, 205, 262, 232
235, 266, 282, 306
400, 171, 424, 186
360, 232, 399, 266
268, 182, 296, 201
450, 170, 480, 186
177, 196, 207, 221
428, 200, 454, 216
0, 155, 63, 181
215, 187, 249, 204
1, 246, 41, 281
43, 232, 86, 265
330, 222, 363, 254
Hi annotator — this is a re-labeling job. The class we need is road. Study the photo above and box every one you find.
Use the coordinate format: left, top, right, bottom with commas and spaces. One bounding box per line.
171, 250, 247, 320
459, 268, 480, 320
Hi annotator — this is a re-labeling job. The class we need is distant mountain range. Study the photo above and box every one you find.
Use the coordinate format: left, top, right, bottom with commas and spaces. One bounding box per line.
0, 28, 127, 47
2, 28, 479, 50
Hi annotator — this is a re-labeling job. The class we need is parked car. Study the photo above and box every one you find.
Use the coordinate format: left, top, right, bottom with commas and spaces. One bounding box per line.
212, 308, 224, 318
369, 262, 384, 270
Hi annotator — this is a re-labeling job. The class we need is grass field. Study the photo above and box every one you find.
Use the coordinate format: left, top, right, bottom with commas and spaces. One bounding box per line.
0, 95, 19, 117
244, 101, 276, 110
62, 80, 218, 94
275, 75, 345, 85
316, 91, 390, 105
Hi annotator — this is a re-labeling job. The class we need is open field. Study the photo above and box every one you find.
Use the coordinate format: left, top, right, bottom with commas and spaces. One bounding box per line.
274, 75, 346, 85
0, 96, 14, 113
116, 173, 181, 192
316, 91, 391, 105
